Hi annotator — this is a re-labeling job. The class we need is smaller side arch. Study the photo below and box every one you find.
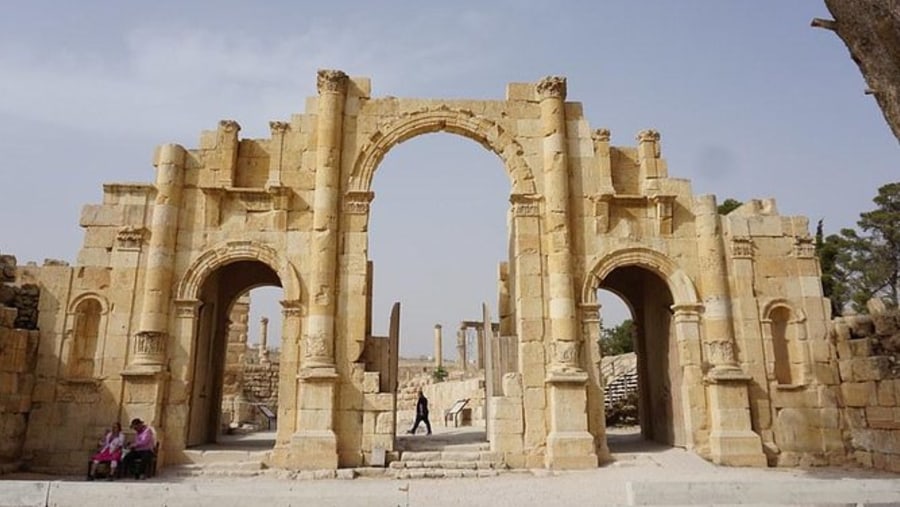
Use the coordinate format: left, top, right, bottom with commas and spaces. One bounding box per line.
67, 292, 110, 316
760, 298, 807, 324
176, 240, 302, 302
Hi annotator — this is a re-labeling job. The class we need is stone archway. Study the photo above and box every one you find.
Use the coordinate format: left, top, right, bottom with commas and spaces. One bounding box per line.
165, 241, 303, 455
582, 246, 705, 450
348, 107, 538, 196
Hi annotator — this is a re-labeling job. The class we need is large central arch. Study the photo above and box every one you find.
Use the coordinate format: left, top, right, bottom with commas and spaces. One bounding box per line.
348, 107, 538, 196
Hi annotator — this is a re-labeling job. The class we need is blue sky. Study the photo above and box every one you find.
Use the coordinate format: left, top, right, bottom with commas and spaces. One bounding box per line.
0, 1, 896, 357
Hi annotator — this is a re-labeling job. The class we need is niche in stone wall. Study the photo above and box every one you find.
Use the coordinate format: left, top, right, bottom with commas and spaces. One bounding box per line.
761, 302, 807, 387
64, 296, 106, 379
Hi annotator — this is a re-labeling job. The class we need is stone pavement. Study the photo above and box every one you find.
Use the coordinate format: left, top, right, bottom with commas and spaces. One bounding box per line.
2, 429, 899, 506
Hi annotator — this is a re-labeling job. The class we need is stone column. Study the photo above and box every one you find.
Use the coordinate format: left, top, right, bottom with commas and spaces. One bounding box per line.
267, 121, 289, 189
579, 302, 609, 462
536, 76, 579, 371
289, 70, 347, 470
130, 144, 187, 370
433, 324, 443, 368
456, 326, 467, 372
475, 326, 485, 370
305, 69, 348, 371
259, 317, 270, 363
537, 76, 596, 469
694, 195, 766, 466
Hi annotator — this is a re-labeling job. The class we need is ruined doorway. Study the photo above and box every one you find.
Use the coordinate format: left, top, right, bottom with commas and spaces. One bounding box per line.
187, 259, 283, 447
599, 265, 685, 448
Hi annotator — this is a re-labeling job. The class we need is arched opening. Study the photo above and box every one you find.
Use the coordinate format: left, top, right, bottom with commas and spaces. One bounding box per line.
368, 132, 510, 448
598, 265, 685, 449
187, 259, 283, 448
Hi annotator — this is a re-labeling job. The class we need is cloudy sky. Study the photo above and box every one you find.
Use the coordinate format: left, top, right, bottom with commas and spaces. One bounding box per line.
0, 1, 896, 358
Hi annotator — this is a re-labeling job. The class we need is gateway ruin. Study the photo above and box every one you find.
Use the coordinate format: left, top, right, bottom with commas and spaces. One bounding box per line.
2, 70, 896, 474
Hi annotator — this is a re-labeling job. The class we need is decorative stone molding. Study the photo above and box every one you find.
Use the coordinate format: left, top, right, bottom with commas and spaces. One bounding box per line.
131, 330, 166, 366
510, 193, 541, 217
174, 299, 201, 319
592, 128, 611, 143
706, 340, 737, 367
116, 226, 146, 251
651, 195, 675, 235
280, 299, 304, 318
579, 303, 601, 323
342, 191, 374, 215
793, 237, 815, 258
553, 340, 579, 369
731, 237, 754, 259
317, 69, 348, 94
536, 75, 567, 100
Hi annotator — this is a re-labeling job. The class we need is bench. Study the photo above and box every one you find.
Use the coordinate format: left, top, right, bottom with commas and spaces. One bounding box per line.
258, 404, 277, 430
444, 398, 470, 427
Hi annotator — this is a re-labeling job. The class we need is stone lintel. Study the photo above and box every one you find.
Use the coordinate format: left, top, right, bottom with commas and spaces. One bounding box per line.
120, 365, 168, 378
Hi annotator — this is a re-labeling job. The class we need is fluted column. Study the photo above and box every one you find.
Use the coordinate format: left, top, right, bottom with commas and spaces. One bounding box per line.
305, 69, 348, 372
131, 144, 187, 369
537, 76, 579, 374
434, 324, 443, 368
456, 326, 467, 372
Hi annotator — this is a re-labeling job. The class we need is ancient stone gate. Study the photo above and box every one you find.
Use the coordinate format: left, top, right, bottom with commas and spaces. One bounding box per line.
20, 70, 841, 472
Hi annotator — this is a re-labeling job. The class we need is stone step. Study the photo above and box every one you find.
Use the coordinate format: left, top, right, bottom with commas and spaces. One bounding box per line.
180, 449, 269, 465
392, 450, 506, 471
393, 468, 502, 479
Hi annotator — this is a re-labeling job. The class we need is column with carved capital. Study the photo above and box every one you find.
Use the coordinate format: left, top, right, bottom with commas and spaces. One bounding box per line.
434, 325, 443, 368
129, 144, 187, 372
536, 76, 596, 469
290, 69, 347, 470
694, 195, 766, 466
267, 121, 289, 189
579, 302, 610, 462
456, 326, 467, 372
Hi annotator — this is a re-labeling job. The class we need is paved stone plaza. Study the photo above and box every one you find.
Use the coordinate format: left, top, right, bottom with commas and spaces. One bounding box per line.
3, 436, 900, 507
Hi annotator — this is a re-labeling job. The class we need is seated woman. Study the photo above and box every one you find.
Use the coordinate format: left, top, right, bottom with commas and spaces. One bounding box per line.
87, 422, 125, 480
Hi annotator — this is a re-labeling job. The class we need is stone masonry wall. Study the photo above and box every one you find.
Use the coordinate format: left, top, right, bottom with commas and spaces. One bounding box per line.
832, 303, 900, 473
0, 254, 40, 473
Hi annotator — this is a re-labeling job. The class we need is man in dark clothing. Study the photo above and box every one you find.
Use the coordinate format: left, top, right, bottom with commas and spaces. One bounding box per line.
407, 390, 432, 435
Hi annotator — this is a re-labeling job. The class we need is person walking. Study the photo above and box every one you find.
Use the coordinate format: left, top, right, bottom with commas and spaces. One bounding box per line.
407, 389, 432, 435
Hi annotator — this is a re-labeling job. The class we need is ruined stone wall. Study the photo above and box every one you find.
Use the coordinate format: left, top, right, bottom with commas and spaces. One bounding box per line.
0, 254, 39, 473
241, 361, 279, 426
833, 305, 900, 473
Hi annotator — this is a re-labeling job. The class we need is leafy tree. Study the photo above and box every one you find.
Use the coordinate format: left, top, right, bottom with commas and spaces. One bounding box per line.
431, 366, 448, 382
717, 198, 743, 215
599, 319, 635, 356
821, 183, 900, 312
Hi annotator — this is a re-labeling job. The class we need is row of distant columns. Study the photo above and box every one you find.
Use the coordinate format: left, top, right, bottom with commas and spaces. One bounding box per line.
432, 322, 488, 371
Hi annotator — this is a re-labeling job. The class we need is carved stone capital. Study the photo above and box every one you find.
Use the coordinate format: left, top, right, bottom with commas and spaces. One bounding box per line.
342, 191, 374, 215
553, 340, 579, 368
174, 299, 202, 319
509, 193, 541, 217
132, 331, 167, 366
706, 339, 737, 366
303, 330, 332, 367
116, 226, 146, 251
269, 121, 290, 135
592, 128, 611, 142
636, 129, 660, 143
280, 299, 304, 318
218, 119, 241, 133
793, 237, 815, 258
317, 69, 349, 95
536, 76, 567, 101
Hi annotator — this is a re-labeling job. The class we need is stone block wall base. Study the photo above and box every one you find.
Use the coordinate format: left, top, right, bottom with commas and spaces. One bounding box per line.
709, 430, 767, 467
278, 430, 338, 470
545, 431, 598, 469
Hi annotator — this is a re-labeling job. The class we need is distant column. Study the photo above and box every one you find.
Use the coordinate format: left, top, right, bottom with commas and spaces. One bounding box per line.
259, 317, 270, 363
475, 326, 485, 370
456, 326, 467, 372
434, 324, 443, 368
